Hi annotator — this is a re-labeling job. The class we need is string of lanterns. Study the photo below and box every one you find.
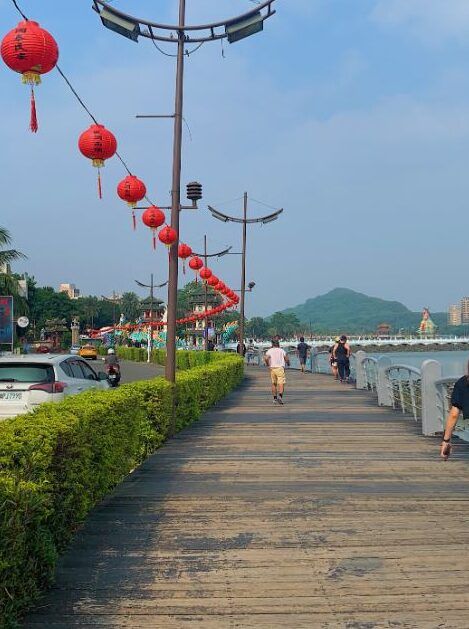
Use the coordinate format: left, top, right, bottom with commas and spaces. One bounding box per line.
0, 15, 241, 329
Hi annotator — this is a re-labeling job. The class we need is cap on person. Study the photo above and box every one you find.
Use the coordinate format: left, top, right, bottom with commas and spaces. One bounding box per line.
335, 336, 340, 342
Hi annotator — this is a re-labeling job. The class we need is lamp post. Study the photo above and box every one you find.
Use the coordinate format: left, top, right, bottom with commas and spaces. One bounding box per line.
135, 275, 168, 362
92, 1, 277, 384
209, 192, 283, 356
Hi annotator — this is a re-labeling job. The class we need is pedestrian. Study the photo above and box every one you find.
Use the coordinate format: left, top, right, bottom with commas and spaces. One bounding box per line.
264, 338, 290, 405
329, 337, 339, 380
333, 335, 351, 383
237, 342, 247, 357
440, 360, 469, 460
297, 336, 310, 373
207, 339, 215, 351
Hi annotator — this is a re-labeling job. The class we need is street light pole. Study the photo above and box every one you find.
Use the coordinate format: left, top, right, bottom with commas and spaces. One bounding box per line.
239, 192, 248, 356
93, 0, 277, 379
208, 196, 283, 357
165, 0, 186, 383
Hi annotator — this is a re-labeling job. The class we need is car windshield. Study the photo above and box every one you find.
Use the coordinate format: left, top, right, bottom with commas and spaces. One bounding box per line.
0, 363, 55, 383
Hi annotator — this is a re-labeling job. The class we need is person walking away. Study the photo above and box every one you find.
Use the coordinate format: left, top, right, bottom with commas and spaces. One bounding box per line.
440, 361, 469, 460
297, 336, 310, 373
333, 335, 351, 383
237, 342, 247, 357
265, 339, 290, 404
329, 337, 340, 379
104, 348, 121, 379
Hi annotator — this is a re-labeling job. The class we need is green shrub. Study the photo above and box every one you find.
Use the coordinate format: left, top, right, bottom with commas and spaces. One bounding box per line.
0, 354, 243, 626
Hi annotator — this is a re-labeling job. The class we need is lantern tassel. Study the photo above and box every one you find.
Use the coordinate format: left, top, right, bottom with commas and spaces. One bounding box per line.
30, 88, 38, 133
132, 210, 136, 231
183, 261, 186, 275
152, 230, 157, 250
97, 169, 103, 200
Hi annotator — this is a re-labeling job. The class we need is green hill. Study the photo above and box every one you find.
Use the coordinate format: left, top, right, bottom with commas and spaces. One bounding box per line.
281, 288, 447, 334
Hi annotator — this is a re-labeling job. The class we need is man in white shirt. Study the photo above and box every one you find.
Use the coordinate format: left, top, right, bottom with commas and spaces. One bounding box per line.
264, 339, 290, 405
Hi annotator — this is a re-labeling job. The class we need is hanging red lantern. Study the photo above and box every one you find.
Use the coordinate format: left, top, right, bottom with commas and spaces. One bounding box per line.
1, 20, 59, 133
158, 225, 178, 249
199, 267, 213, 282
142, 206, 165, 249
178, 243, 193, 274
207, 275, 219, 288
117, 175, 146, 230
78, 124, 117, 199
188, 256, 203, 282
215, 281, 225, 292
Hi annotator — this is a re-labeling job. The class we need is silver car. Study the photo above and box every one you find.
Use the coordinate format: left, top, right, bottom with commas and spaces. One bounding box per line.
0, 354, 109, 420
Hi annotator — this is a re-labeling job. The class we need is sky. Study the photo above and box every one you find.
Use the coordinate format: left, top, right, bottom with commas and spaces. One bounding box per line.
1, 0, 469, 317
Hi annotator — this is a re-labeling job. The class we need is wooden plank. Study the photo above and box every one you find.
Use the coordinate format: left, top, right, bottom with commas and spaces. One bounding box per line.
23, 369, 469, 627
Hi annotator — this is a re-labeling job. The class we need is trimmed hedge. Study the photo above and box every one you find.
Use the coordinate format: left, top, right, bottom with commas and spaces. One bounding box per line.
0, 354, 243, 626
99, 345, 228, 370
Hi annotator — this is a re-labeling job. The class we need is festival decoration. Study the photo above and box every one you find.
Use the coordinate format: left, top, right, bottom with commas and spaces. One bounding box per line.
178, 243, 193, 274
1, 20, 59, 132
158, 225, 178, 249
188, 256, 203, 281
78, 124, 117, 198
117, 175, 146, 229
207, 275, 219, 287
199, 267, 213, 282
142, 206, 165, 249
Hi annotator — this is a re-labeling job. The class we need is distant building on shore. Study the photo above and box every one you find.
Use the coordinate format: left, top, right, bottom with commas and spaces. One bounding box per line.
461, 297, 469, 324
448, 304, 462, 327
376, 323, 391, 337
59, 283, 80, 299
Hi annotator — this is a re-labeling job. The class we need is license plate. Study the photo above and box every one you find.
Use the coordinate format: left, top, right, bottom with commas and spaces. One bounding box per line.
0, 391, 23, 400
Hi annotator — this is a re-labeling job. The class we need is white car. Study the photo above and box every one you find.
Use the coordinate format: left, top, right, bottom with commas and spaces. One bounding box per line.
0, 354, 110, 420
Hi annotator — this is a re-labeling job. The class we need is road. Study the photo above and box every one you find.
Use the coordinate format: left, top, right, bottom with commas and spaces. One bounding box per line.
87, 358, 165, 383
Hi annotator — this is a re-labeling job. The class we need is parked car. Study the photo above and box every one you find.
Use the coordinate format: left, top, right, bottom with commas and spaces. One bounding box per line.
70, 345, 80, 355
79, 344, 98, 360
0, 354, 109, 420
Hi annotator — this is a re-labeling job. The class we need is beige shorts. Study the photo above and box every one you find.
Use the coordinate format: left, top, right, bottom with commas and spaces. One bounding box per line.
270, 367, 286, 386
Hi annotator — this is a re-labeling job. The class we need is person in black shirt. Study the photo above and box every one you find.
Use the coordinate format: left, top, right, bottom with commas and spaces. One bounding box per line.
333, 335, 351, 383
440, 369, 469, 459
296, 337, 310, 373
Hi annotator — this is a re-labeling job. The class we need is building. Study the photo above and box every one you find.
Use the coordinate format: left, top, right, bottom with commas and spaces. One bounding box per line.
376, 323, 391, 338
448, 304, 462, 327
461, 297, 469, 325
59, 283, 80, 300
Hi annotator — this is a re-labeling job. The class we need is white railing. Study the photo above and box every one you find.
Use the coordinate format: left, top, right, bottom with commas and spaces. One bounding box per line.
385, 364, 422, 421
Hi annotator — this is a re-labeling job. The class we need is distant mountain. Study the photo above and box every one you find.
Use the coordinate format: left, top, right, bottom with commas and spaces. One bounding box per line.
280, 288, 447, 334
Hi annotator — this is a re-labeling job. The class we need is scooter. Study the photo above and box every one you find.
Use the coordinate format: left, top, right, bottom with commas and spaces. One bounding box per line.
106, 365, 121, 388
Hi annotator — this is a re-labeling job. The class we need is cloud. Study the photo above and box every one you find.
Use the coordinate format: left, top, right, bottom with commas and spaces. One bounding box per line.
372, 0, 469, 44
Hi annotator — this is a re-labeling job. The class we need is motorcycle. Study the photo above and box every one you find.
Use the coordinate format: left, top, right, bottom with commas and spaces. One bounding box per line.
106, 365, 121, 388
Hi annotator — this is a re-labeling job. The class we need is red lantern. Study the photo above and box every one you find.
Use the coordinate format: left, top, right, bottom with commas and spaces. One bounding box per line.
142, 206, 165, 249
1, 20, 59, 132
215, 281, 225, 292
158, 225, 178, 249
117, 175, 147, 230
189, 256, 203, 282
78, 124, 117, 199
207, 275, 219, 287
199, 267, 212, 282
178, 243, 193, 274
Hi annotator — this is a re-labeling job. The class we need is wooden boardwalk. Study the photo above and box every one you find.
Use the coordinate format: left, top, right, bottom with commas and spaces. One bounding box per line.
24, 369, 469, 628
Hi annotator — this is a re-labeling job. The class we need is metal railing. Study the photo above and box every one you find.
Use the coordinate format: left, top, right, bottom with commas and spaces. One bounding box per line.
362, 357, 378, 392
385, 364, 422, 421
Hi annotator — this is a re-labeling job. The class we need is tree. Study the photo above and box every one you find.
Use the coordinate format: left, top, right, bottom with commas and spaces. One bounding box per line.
246, 316, 269, 339
0, 227, 27, 311
120, 292, 141, 322
269, 312, 301, 338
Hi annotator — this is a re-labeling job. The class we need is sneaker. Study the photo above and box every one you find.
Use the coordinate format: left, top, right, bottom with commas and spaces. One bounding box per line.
273, 398, 278, 405
277, 397, 284, 405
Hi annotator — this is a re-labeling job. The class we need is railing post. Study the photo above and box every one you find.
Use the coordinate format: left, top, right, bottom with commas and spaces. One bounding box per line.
421, 360, 443, 436
355, 351, 367, 389
310, 349, 318, 373
377, 356, 393, 407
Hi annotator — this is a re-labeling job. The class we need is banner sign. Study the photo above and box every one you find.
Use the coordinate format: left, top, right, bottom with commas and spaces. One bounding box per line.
0, 296, 13, 345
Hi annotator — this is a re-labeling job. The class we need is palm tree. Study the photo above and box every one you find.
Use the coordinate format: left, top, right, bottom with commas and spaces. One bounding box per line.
0, 226, 27, 306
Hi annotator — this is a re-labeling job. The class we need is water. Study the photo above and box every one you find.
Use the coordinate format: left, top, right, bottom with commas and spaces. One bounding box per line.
370, 350, 469, 377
